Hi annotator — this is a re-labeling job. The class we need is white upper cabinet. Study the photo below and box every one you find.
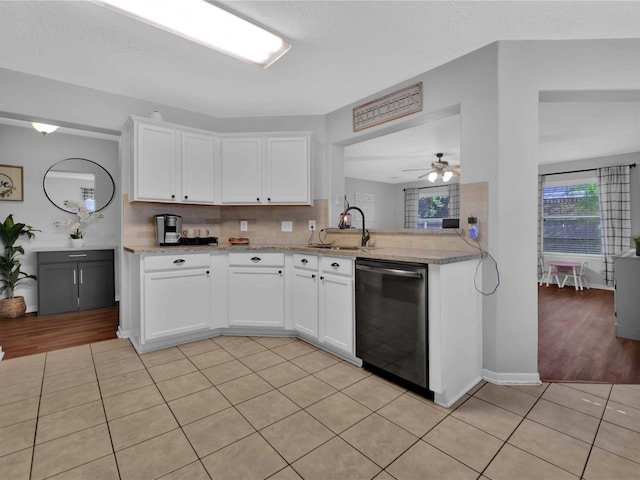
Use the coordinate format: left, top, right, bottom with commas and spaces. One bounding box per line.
127, 116, 310, 206
134, 122, 179, 202
181, 130, 216, 203
221, 135, 311, 205
265, 137, 310, 204
220, 137, 262, 204
128, 117, 217, 204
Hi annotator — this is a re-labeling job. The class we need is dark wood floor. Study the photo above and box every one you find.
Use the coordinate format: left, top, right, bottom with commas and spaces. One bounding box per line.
1, 292, 638, 384
0, 305, 119, 360
538, 285, 640, 383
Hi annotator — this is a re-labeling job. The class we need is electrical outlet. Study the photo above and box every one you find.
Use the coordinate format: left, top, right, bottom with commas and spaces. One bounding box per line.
308, 220, 316, 231
281, 221, 293, 232
240, 220, 248, 232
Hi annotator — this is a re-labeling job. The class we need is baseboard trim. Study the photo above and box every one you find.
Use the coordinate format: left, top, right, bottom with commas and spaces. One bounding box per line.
482, 369, 541, 385
117, 328, 131, 339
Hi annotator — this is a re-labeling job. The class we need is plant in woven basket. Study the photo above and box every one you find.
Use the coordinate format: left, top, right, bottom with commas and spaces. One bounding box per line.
0, 215, 39, 317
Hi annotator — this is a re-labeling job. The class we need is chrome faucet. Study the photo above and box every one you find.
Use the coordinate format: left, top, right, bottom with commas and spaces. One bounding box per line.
341, 206, 370, 247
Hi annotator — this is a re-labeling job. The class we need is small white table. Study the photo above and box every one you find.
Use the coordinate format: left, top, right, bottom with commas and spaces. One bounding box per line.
547, 261, 584, 290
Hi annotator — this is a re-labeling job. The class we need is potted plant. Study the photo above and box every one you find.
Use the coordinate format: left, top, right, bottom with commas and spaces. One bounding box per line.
0, 215, 39, 318
633, 234, 640, 256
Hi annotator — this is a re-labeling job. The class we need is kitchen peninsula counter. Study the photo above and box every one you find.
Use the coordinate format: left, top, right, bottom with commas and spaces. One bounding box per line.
123, 243, 480, 265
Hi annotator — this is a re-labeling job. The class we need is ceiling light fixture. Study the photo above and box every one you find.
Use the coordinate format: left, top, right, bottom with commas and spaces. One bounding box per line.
95, 0, 291, 68
30, 122, 59, 135
424, 153, 459, 183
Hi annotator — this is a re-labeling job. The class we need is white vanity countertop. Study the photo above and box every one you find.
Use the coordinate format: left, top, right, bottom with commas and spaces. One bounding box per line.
123, 244, 481, 265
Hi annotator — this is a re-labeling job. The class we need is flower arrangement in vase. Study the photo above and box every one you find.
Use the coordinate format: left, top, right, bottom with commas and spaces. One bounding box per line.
54, 200, 103, 247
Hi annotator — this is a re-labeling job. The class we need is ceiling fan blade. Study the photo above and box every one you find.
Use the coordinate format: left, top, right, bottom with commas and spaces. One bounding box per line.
402, 168, 429, 172
418, 172, 429, 179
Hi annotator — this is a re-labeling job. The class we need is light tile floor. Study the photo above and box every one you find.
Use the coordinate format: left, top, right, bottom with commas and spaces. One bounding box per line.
1, 335, 639, 479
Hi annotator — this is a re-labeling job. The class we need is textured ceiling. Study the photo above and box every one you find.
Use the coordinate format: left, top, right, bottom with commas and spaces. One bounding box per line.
1, 1, 639, 118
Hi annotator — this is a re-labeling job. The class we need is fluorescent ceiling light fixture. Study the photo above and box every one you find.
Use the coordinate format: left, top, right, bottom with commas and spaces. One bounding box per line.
95, 0, 290, 68
30, 122, 59, 135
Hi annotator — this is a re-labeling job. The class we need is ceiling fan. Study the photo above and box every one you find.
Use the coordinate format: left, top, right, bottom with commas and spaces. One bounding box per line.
403, 153, 460, 182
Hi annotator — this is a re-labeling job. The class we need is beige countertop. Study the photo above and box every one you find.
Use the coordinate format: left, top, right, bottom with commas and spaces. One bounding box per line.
123, 243, 480, 265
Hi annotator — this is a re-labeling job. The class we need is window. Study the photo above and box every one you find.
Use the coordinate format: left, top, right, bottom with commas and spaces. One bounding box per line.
417, 188, 449, 229
542, 180, 602, 254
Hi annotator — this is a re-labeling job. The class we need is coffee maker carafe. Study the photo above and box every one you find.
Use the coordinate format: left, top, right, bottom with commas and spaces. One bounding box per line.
154, 214, 183, 246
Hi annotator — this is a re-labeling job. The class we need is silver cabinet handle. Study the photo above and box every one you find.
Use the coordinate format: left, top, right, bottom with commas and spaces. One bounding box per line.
251, 257, 261, 262
80, 270, 83, 284
68, 254, 87, 258
73, 270, 77, 285
173, 259, 185, 265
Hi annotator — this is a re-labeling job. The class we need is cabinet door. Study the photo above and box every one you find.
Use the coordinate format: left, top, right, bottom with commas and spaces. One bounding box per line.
78, 261, 115, 311
228, 268, 284, 327
265, 137, 310, 204
144, 269, 210, 341
37, 263, 78, 315
181, 131, 216, 203
221, 137, 262, 204
135, 123, 179, 202
320, 274, 354, 354
292, 269, 318, 338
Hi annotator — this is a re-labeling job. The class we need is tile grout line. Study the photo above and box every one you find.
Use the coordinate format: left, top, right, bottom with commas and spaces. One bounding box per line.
90, 343, 124, 480
28, 352, 47, 480
474, 382, 552, 479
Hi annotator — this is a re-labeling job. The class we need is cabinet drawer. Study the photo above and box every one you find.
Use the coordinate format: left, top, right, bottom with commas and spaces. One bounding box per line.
144, 253, 210, 271
321, 256, 353, 276
293, 253, 318, 271
228, 252, 284, 267
38, 249, 114, 264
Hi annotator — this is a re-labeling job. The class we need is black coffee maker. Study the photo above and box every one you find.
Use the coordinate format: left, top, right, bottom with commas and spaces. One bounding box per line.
154, 214, 183, 246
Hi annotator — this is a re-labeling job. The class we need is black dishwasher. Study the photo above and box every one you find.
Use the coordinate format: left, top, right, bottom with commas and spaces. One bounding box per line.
355, 258, 431, 397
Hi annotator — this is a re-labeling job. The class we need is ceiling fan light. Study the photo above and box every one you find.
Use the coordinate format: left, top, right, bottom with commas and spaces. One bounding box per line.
442, 171, 453, 182
427, 172, 438, 183
30, 122, 59, 135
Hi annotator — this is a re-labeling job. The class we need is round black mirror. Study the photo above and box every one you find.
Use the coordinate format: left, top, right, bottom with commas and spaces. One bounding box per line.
43, 158, 115, 213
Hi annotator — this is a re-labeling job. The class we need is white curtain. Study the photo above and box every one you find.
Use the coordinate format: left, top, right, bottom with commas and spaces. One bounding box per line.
598, 165, 631, 286
448, 183, 460, 218
537, 174, 544, 277
404, 188, 420, 228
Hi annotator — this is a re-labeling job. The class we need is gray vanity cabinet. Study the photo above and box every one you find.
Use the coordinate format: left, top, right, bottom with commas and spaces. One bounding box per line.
37, 249, 115, 316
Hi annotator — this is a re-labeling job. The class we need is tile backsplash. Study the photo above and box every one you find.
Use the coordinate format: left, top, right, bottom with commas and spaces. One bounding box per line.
123, 182, 487, 251
123, 197, 329, 247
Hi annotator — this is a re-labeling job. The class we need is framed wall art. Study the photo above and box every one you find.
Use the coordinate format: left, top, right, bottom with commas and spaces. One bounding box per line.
0, 164, 24, 201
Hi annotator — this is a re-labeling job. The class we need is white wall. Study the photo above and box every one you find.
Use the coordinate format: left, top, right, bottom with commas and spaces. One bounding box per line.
326, 39, 640, 382
0, 123, 120, 312
344, 177, 395, 229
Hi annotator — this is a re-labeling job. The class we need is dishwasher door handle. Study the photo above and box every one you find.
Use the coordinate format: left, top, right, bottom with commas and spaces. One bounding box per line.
356, 264, 423, 279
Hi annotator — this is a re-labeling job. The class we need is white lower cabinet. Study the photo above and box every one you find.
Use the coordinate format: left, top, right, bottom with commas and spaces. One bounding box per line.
318, 257, 354, 355
291, 254, 355, 356
142, 254, 211, 342
292, 254, 319, 338
228, 253, 285, 328
127, 251, 353, 357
